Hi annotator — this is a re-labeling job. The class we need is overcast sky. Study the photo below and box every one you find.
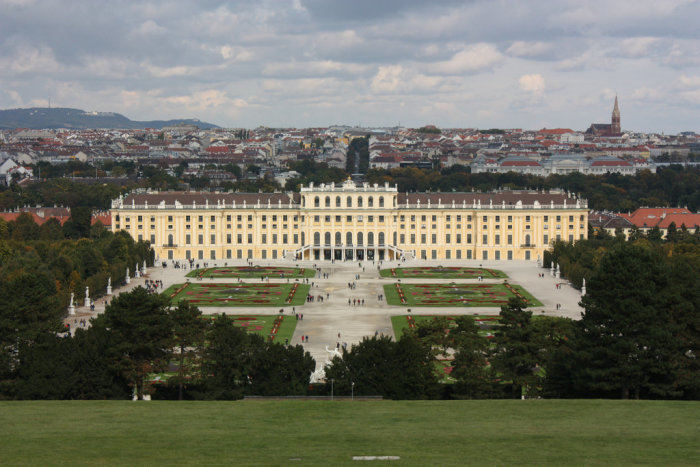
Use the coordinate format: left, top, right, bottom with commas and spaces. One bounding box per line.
1, 0, 699, 133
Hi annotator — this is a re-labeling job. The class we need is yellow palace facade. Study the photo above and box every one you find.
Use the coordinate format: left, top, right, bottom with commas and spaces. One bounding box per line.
110, 179, 588, 262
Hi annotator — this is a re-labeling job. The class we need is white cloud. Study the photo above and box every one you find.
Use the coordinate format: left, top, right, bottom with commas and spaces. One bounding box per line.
618, 37, 660, 57
506, 41, 553, 58
142, 63, 193, 78
370, 65, 444, 94
519, 74, 545, 95
164, 90, 243, 112
556, 52, 615, 72
219, 46, 253, 62
429, 44, 503, 75
262, 60, 368, 78
370, 65, 405, 93
134, 20, 166, 36
631, 87, 664, 101
1, 45, 61, 74
679, 74, 700, 87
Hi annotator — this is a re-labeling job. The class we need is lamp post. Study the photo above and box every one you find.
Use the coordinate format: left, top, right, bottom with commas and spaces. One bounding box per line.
330, 378, 334, 401
352, 381, 355, 401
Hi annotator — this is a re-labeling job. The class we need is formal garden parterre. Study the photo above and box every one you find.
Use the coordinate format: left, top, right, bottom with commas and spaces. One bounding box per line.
164, 282, 310, 307
380, 266, 507, 279
187, 266, 316, 279
384, 282, 542, 307
202, 315, 297, 343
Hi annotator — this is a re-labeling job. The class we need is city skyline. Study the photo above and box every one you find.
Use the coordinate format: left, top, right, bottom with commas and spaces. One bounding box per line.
1, 0, 699, 133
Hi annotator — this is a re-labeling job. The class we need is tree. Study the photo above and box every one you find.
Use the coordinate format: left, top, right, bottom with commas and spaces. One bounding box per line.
245, 341, 315, 396
0, 269, 63, 395
63, 206, 92, 239
15, 327, 130, 400
39, 217, 64, 241
664, 254, 700, 399
324, 335, 439, 400
200, 314, 250, 400
491, 297, 539, 398
92, 287, 173, 400
170, 301, 206, 400
576, 244, 680, 399
450, 316, 493, 399
10, 212, 40, 241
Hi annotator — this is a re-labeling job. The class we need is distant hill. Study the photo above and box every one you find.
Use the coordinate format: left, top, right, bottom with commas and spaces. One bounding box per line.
0, 107, 220, 130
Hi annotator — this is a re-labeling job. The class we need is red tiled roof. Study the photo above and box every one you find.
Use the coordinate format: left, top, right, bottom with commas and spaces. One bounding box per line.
0, 212, 70, 225
92, 213, 111, 226
655, 213, 700, 229
501, 160, 541, 167
623, 208, 692, 227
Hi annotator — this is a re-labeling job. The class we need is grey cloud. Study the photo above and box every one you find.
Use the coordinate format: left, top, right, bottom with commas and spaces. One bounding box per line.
301, 0, 469, 23
0, 0, 698, 132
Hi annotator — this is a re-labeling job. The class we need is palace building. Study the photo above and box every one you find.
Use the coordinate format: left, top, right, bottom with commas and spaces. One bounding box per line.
110, 179, 588, 262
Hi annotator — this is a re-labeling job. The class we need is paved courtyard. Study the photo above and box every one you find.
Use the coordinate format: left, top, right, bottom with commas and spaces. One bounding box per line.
65, 258, 585, 373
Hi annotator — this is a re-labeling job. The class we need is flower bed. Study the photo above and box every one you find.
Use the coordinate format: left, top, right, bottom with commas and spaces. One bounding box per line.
379, 266, 507, 279
187, 266, 315, 279
165, 282, 310, 307
384, 283, 541, 307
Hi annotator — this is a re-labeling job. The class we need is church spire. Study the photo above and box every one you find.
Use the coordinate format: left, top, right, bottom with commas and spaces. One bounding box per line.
611, 95, 621, 134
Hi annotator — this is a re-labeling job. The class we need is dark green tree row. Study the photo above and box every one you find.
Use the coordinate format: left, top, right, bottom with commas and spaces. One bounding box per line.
365, 165, 700, 211
0, 177, 124, 211
345, 135, 370, 174
548, 243, 700, 399
538, 227, 700, 399
545, 222, 700, 290
284, 160, 347, 191
5, 159, 699, 212
4, 288, 315, 400
0, 214, 154, 395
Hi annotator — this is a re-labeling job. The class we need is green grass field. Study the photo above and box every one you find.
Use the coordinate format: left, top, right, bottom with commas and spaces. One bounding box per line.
380, 266, 507, 279
384, 282, 542, 307
1, 400, 697, 465
187, 266, 316, 279
163, 282, 310, 307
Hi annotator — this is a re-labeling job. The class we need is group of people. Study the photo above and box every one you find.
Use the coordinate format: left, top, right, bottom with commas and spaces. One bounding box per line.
144, 279, 163, 294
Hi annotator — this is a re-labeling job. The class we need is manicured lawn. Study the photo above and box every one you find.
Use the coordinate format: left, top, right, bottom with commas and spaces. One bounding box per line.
202, 314, 298, 343
384, 282, 542, 307
164, 282, 310, 307
187, 266, 316, 279
1, 400, 698, 465
391, 314, 500, 339
380, 266, 507, 279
